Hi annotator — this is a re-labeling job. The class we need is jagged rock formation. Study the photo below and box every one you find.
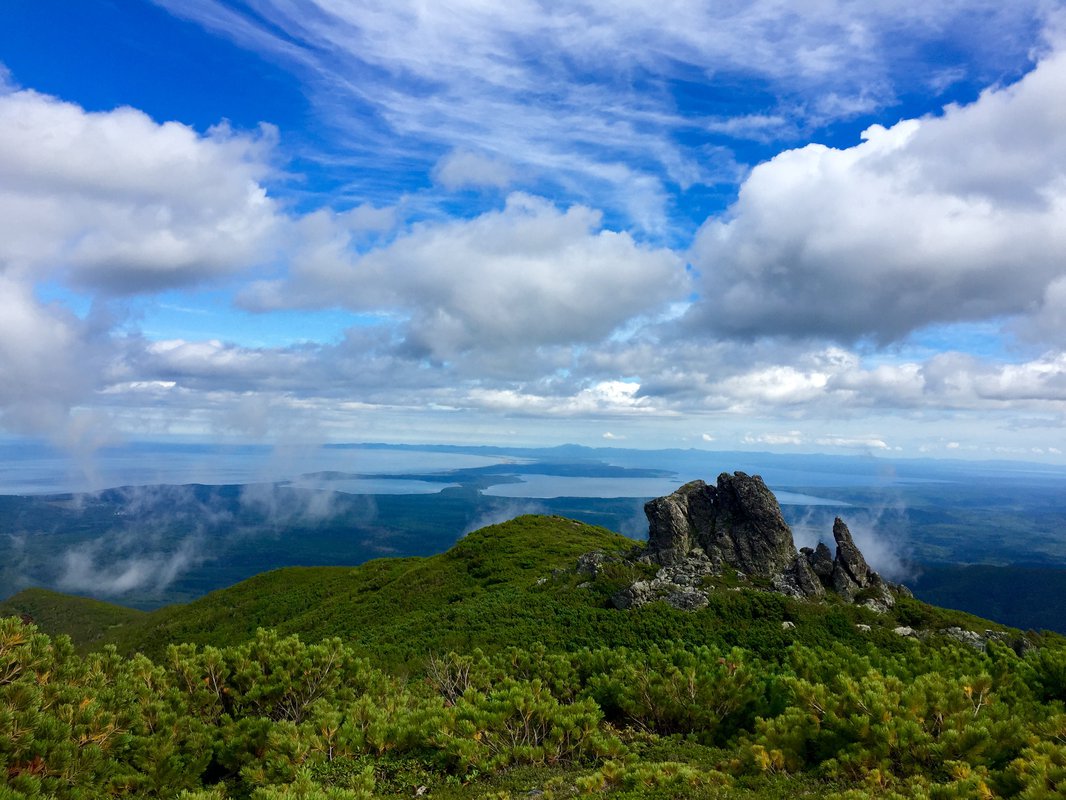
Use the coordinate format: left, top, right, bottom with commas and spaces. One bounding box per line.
645, 474, 797, 577
828, 517, 873, 597
607, 471, 909, 612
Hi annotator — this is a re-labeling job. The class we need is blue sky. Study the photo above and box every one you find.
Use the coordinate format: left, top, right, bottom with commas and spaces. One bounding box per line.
1, 0, 1066, 462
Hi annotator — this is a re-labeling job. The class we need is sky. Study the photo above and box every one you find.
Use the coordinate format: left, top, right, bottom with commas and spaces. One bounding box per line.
1, 0, 1066, 462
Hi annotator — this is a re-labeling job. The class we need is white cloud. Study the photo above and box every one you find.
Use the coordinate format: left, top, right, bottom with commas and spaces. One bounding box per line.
814, 435, 890, 450
0, 62, 15, 93
242, 193, 687, 362
687, 43, 1066, 342
0, 274, 118, 443
433, 150, 515, 190
0, 89, 280, 293
465, 380, 653, 417
717, 365, 830, 407
744, 431, 805, 446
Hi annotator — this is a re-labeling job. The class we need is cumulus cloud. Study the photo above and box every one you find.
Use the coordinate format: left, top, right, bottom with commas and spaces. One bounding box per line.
2, 11, 1064, 459
0, 89, 280, 293
686, 43, 1066, 343
0, 82, 325, 445
242, 193, 686, 360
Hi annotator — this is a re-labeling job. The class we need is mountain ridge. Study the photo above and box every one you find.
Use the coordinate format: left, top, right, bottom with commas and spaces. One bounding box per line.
1, 506, 1023, 667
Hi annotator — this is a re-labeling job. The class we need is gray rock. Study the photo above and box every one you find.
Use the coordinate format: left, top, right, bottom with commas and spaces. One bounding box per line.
781, 621, 796, 630
859, 577, 896, 613
645, 472, 804, 587
644, 480, 710, 564
666, 590, 710, 611
610, 576, 710, 611
609, 473, 909, 611
856, 624, 872, 632
938, 627, 1025, 653
893, 626, 916, 637
576, 551, 613, 577
830, 518, 874, 599
892, 582, 914, 599
611, 580, 657, 610
803, 542, 835, 582
942, 626, 986, 651
655, 555, 716, 587
773, 554, 826, 599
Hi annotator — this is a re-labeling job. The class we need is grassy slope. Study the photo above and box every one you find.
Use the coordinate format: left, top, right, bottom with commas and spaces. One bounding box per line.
103, 515, 639, 663
2, 514, 1017, 668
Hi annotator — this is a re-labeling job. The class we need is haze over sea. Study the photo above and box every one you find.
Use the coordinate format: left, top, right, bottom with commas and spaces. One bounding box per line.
4, 438, 1065, 500
0, 441, 506, 496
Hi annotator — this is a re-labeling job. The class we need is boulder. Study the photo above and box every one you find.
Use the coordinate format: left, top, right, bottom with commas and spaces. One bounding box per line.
665, 589, 710, 611
611, 580, 657, 610
858, 579, 896, 613
655, 555, 715, 587
609, 576, 711, 612
644, 480, 711, 564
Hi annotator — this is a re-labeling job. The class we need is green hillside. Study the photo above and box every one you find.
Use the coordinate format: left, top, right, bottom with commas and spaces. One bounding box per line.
4, 514, 1066, 799
0, 586, 146, 648
110, 515, 638, 663
4, 515, 999, 666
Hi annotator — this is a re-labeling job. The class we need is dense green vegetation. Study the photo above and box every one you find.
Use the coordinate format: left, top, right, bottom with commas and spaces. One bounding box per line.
4, 515, 1066, 798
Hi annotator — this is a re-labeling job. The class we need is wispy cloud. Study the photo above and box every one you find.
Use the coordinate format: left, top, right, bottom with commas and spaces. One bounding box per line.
153, 0, 1050, 232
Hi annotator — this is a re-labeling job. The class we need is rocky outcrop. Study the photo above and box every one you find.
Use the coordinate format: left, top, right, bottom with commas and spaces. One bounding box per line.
773, 554, 825, 599
810, 517, 898, 611
611, 557, 716, 611
645, 473, 800, 579
829, 518, 872, 597
803, 542, 835, 582
606, 472, 907, 611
